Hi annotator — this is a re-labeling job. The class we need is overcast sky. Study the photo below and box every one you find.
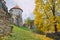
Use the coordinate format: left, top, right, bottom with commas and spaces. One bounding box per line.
5, 0, 35, 21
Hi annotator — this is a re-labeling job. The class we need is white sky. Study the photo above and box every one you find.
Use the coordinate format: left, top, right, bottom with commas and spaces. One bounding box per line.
5, 0, 35, 21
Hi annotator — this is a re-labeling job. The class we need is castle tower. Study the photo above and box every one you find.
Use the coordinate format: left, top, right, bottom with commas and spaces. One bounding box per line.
9, 5, 23, 26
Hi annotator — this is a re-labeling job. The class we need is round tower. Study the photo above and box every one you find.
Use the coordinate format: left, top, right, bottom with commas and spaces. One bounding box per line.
9, 5, 23, 26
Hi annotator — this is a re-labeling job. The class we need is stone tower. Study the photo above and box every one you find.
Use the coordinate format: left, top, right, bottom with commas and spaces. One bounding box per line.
9, 5, 23, 26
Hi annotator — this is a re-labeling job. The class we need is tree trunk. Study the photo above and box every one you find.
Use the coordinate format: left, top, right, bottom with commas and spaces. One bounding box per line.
53, 0, 57, 33
55, 25, 57, 33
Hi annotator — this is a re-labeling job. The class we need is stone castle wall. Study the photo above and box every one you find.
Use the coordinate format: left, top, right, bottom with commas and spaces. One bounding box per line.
0, 9, 12, 37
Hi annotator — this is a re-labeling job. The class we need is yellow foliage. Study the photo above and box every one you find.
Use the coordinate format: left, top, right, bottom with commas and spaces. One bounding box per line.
57, 24, 60, 31
50, 26, 55, 32
35, 0, 43, 4
57, 0, 60, 4
34, 0, 60, 33
49, 0, 53, 4
49, 16, 55, 23
39, 19, 43, 23
44, 2, 50, 11
56, 16, 60, 21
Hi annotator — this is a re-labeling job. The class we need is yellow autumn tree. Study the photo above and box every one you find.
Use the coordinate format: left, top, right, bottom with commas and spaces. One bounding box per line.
34, 0, 60, 33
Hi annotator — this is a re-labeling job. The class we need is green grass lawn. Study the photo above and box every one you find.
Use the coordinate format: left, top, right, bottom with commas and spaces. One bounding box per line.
3, 25, 42, 40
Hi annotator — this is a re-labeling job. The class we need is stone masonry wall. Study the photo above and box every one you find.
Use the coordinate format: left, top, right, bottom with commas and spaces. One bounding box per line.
0, 9, 12, 37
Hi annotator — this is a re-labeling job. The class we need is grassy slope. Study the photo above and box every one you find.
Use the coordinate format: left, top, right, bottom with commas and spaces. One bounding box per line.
4, 25, 41, 40
3, 25, 53, 40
